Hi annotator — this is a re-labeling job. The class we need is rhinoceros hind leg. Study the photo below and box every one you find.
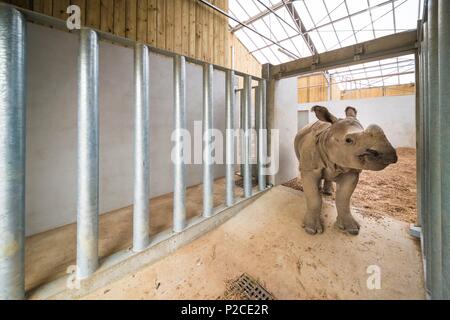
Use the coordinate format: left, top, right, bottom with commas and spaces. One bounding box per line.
301, 170, 324, 235
335, 172, 360, 235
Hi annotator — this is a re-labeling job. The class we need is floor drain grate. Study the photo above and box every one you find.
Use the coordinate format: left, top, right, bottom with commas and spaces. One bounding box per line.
228, 273, 275, 300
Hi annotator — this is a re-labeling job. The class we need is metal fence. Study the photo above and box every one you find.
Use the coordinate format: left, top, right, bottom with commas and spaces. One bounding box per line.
417, 0, 450, 300
0, 3, 269, 300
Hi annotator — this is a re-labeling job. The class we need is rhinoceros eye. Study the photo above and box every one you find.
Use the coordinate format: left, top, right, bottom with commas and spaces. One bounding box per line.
345, 137, 354, 144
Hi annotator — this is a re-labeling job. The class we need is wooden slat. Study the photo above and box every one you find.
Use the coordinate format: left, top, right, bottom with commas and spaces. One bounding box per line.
10, 0, 31, 9
86, 0, 101, 29
195, 1, 203, 60
41, 0, 53, 16
70, 0, 86, 27
165, 0, 174, 52
113, 0, 126, 37
188, 0, 196, 58
181, 0, 190, 56
212, 0, 221, 66
156, 0, 166, 49
201, 3, 208, 61
100, 0, 114, 34
52, 0, 69, 20
137, 0, 147, 42
147, 0, 157, 46
208, 3, 214, 63
126, 0, 137, 40
174, 0, 182, 54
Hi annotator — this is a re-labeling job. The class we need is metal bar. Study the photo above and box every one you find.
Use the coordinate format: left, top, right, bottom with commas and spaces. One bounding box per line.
1, 3, 263, 81
231, 0, 289, 32
422, 19, 432, 297
308, 0, 400, 33
132, 44, 150, 252
283, 0, 318, 56
231, 4, 285, 64
262, 64, 276, 187
438, 0, 450, 300
414, 50, 421, 228
173, 55, 187, 232
271, 30, 417, 79
225, 70, 235, 207
76, 28, 100, 279
243, 75, 252, 198
197, 0, 299, 61
0, 4, 26, 300
256, 80, 267, 192
240, 89, 245, 177
427, 0, 442, 300
252, 0, 303, 58
203, 64, 214, 218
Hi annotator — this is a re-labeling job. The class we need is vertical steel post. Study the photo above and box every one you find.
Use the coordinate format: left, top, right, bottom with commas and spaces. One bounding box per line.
422, 20, 432, 296
202, 64, 214, 217
256, 79, 267, 191
240, 89, 245, 177
133, 44, 150, 252
76, 28, 99, 279
173, 55, 186, 232
243, 75, 252, 197
414, 51, 421, 228
0, 4, 26, 300
438, 0, 450, 300
427, 0, 442, 299
225, 70, 235, 206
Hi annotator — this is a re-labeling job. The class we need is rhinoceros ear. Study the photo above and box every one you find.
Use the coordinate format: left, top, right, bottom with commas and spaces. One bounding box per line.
311, 105, 337, 124
345, 106, 357, 118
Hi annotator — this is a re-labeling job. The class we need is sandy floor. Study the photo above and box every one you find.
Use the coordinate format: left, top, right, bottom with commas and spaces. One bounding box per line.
283, 148, 417, 223
84, 186, 424, 300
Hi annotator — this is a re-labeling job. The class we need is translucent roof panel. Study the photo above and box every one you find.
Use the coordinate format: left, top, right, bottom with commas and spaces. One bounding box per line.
329, 54, 415, 89
228, 0, 419, 86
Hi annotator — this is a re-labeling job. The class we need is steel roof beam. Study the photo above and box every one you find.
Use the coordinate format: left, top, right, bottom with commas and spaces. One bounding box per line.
271, 29, 417, 79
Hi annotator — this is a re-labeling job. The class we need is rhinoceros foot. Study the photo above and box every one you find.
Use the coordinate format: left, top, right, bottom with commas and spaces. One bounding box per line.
335, 215, 360, 235
302, 215, 324, 235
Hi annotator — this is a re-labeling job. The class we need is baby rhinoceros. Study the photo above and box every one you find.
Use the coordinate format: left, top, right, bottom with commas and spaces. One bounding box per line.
294, 105, 398, 236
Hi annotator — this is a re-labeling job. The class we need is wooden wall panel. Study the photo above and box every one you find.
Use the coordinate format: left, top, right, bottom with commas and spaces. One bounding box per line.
2, 0, 262, 77
165, 0, 174, 52
86, 0, 101, 29
113, 0, 126, 37
100, 0, 114, 34
137, 0, 148, 42
298, 74, 416, 103
125, 0, 137, 40
147, 0, 157, 45
156, 0, 165, 49
53, 0, 69, 20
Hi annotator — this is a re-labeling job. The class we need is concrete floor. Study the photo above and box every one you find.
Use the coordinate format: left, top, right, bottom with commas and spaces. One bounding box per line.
25, 177, 245, 293
81, 186, 425, 300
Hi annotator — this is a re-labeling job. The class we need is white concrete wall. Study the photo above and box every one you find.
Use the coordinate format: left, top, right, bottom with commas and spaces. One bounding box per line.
298, 95, 416, 149
26, 24, 225, 236
272, 77, 299, 185
272, 77, 416, 186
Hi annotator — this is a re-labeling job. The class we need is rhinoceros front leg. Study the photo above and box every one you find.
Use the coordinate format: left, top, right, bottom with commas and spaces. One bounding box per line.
335, 171, 360, 235
322, 179, 334, 195
302, 170, 323, 235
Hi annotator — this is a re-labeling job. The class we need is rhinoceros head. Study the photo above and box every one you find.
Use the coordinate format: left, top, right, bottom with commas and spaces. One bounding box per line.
311, 105, 398, 171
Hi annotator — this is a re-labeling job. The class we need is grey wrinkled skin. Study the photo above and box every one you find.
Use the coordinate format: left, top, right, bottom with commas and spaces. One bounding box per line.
294, 106, 398, 236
